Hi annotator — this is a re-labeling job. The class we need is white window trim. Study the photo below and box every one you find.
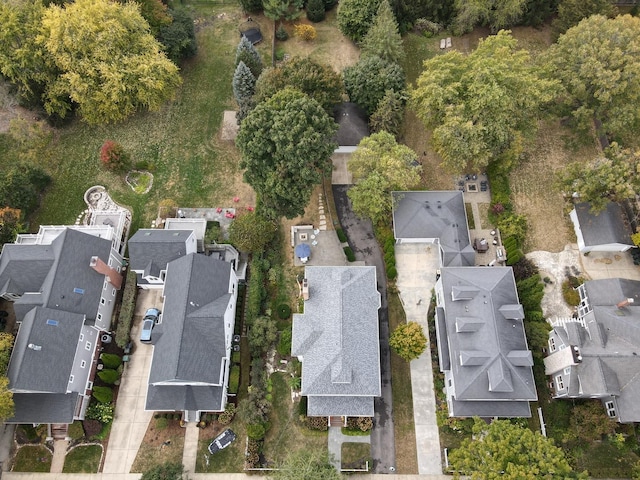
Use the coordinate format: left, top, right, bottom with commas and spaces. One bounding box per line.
549, 337, 556, 352
69, 375, 74, 383
112, 288, 116, 296
85, 341, 91, 351
97, 313, 102, 321
79, 333, 84, 342
555, 375, 565, 390
80, 360, 86, 368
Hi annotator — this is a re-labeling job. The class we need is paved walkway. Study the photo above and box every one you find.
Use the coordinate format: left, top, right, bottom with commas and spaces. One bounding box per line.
49, 440, 69, 473
101, 289, 161, 474
395, 243, 443, 476
182, 422, 200, 475
327, 426, 370, 471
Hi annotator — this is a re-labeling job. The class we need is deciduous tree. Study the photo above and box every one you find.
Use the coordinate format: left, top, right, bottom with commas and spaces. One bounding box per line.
0, 333, 15, 374
361, 0, 404, 63
0, 208, 22, 246
411, 30, 556, 173
236, 88, 337, 220
389, 321, 427, 361
545, 15, 640, 143
119, 0, 171, 35
248, 316, 278, 355
0, 164, 51, 216
337, 0, 381, 42
557, 143, 640, 213
449, 418, 578, 479
0, 377, 14, 423
40, 0, 181, 124
551, 0, 616, 38
228, 211, 277, 253
453, 0, 527, 34
343, 55, 405, 115
347, 131, 421, 224
255, 57, 343, 113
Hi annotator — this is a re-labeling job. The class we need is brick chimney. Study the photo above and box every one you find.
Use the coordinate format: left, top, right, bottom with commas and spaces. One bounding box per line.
617, 298, 635, 309
90, 256, 122, 290
302, 278, 309, 301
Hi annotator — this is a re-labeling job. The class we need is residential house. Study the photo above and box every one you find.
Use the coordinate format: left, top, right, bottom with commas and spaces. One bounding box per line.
333, 102, 369, 154
0, 225, 123, 425
544, 278, 640, 423
569, 202, 634, 254
291, 266, 381, 421
392, 191, 475, 267
144, 253, 238, 421
434, 267, 537, 417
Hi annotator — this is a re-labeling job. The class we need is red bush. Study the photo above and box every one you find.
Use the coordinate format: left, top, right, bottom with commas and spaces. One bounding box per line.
100, 140, 129, 172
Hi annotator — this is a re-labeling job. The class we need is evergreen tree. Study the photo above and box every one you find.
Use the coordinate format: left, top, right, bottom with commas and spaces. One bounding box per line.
233, 61, 256, 104
370, 89, 405, 137
235, 35, 263, 78
239, 0, 264, 13
360, 0, 404, 63
307, 0, 326, 22
343, 55, 405, 115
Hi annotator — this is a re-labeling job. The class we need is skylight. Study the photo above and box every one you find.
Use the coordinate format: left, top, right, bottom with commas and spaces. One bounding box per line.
73, 287, 85, 295
46, 319, 58, 326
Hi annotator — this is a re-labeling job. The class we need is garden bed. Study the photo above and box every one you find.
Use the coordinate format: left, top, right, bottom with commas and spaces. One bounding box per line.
130, 416, 185, 473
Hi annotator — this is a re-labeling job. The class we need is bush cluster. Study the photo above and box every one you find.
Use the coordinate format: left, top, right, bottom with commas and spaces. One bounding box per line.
97, 368, 120, 385
246, 257, 269, 325
343, 246, 356, 262
378, 227, 397, 280
246, 438, 262, 468
487, 164, 528, 247
346, 416, 373, 431
294, 24, 317, 41
277, 328, 292, 357
92, 386, 113, 404
100, 353, 122, 369
218, 403, 236, 425
302, 416, 328, 430
336, 228, 348, 243
100, 140, 130, 173
85, 402, 114, 424
115, 270, 138, 348
562, 276, 583, 306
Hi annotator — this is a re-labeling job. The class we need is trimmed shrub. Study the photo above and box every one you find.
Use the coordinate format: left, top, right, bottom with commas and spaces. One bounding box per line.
294, 24, 317, 41
246, 423, 266, 440
336, 228, 348, 243
277, 303, 291, 319
277, 328, 292, 357
116, 270, 138, 348
100, 140, 130, 173
155, 417, 168, 430
562, 280, 581, 306
387, 266, 397, 280
97, 368, 120, 385
218, 403, 236, 425
83, 420, 102, 438
307, 0, 326, 22
304, 416, 328, 430
344, 246, 356, 262
229, 365, 240, 394
347, 416, 373, 431
100, 353, 122, 369
276, 24, 289, 41
506, 249, 523, 266
92, 386, 113, 404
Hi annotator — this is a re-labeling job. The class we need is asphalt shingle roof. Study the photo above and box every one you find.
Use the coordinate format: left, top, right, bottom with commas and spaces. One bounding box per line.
574, 202, 633, 248
128, 229, 193, 278
291, 266, 381, 417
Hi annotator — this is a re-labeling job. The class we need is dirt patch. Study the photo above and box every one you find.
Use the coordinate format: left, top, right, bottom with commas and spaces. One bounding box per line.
510, 120, 600, 253
0, 81, 42, 134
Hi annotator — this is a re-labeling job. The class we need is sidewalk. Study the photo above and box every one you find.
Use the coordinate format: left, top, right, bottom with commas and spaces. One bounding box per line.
395, 243, 443, 476
181, 422, 200, 475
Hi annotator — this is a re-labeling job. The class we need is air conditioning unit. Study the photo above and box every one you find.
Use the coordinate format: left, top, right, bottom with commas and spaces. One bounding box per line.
101, 334, 112, 344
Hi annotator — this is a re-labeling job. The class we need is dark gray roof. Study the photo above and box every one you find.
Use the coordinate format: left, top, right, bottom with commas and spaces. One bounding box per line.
8, 307, 85, 393
128, 229, 193, 278
0, 244, 55, 296
146, 385, 225, 413
551, 278, 640, 421
574, 202, 633, 247
436, 267, 536, 417
7, 393, 77, 424
291, 266, 381, 417
333, 102, 369, 147
147, 253, 233, 412
392, 191, 475, 267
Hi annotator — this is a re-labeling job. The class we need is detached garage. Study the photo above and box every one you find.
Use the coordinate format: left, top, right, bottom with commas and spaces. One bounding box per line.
570, 202, 634, 254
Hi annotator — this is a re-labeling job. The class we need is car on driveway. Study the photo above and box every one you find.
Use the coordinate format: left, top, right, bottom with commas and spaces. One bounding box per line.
208, 428, 237, 454
140, 308, 160, 343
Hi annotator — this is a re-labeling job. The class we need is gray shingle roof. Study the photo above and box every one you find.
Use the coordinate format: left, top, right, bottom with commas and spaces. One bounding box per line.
291, 266, 381, 417
392, 191, 475, 267
7, 393, 77, 424
436, 267, 537, 417
0, 244, 55, 296
147, 253, 232, 412
128, 229, 193, 278
8, 307, 84, 393
146, 385, 225, 413
574, 202, 633, 247
333, 102, 369, 147
549, 278, 640, 421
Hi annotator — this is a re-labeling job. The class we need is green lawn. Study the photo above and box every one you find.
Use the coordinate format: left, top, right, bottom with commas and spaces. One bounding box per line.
341, 442, 370, 470
12, 445, 52, 472
196, 419, 247, 473
26, 3, 246, 234
62, 444, 103, 473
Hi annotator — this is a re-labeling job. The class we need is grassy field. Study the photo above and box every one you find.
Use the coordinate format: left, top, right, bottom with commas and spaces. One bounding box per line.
62, 444, 103, 473
12, 445, 52, 472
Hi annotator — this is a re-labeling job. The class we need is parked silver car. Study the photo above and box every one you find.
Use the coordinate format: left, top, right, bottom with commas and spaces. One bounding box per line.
140, 308, 160, 343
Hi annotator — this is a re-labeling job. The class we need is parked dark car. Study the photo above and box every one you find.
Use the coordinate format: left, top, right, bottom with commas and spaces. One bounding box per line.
140, 308, 160, 343
208, 428, 237, 454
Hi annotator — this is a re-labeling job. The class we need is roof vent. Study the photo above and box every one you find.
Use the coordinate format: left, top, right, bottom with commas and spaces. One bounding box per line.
28, 343, 42, 351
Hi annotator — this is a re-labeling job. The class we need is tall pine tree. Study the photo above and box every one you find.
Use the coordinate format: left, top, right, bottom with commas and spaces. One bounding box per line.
235, 35, 263, 78
360, 0, 404, 63
233, 61, 257, 124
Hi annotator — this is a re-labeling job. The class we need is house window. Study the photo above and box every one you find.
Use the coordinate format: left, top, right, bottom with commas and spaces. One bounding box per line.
104, 280, 108, 289
97, 313, 102, 321
112, 288, 116, 296
81, 360, 86, 368
79, 333, 84, 342
85, 341, 91, 351
86, 381, 93, 391
69, 375, 74, 383
448, 379, 452, 387
605, 401, 617, 418
548, 337, 556, 352
555, 375, 565, 391
564, 367, 571, 375
100, 298, 106, 305
108, 258, 113, 267
116, 266, 121, 273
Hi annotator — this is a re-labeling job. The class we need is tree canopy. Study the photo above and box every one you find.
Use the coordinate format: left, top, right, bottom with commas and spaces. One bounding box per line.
255, 57, 344, 113
389, 321, 427, 361
551, 0, 616, 38
39, 0, 181, 124
453, 0, 527, 34
557, 143, 640, 212
545, 14, 640, 143
228, 211, 277, 253
343, 55, 405, 115
411, 30, 556, 173
236, 88, 337, 220
236, 35, 263, 78
337, 0, 382, 42
347, 131, 421, 224
360, 0, 405, 64
449, 418, 579, 480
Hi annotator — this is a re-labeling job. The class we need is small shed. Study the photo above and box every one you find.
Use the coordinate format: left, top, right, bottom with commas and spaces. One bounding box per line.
569, 202, 634, 253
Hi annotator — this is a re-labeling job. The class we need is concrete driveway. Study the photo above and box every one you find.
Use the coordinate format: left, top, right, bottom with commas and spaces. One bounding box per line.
333, 185, 396, 474
394, 243, 442, 475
